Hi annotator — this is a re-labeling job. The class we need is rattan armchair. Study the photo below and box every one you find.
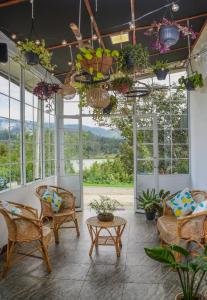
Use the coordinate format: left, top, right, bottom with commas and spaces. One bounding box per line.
0, 201, 52, 278
157, 190, 207, 250
35, 185, 80, 243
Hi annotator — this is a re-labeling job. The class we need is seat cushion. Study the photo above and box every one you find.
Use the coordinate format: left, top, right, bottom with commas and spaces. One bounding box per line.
157, 215, 205, 245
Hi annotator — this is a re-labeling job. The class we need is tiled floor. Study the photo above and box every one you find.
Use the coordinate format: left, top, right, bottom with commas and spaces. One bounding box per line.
0, 209, 206, 300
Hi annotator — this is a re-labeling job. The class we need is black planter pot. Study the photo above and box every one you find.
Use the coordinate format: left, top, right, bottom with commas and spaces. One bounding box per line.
97, 213, 114, 222
125, 54, 135, 71
159, 25, 180, 47
24, 51, 39, 65
185, 79, 195, 91
145, 211, 156, 221
154, 69, 169, 80
103, 103, 113, 115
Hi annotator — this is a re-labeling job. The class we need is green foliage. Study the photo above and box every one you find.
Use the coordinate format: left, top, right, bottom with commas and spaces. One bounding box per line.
110, 75, 133, 91
178, 72, 204, 90
15, 39, 55, 71
138, 189, 160, 213
152, 60, 168, 71
89, 195, 121, 215
145, 243, 207, 299
118, 43, 149, 73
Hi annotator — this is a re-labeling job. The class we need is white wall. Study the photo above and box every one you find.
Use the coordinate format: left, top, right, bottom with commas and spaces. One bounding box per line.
190, 23, 207, 190
0, 177, 56, 250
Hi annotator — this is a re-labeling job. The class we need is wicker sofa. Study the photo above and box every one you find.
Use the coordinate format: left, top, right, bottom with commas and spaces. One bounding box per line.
157, 190, 207, 248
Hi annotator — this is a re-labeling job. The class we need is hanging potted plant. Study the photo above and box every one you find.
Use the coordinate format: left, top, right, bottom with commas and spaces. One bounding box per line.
16, 39, 55, 71
110, 75, 133, 94
153, 60, 169, 80
145, 18, 197, 53
118, 44, 149, 73
145, 243, 207, 300
86, 85, 110, 109
75, 47, 119, 81
33, 81, 60, 100
103, 95, 117, 115
178, 72, 204, 91
89, 195, 122, 222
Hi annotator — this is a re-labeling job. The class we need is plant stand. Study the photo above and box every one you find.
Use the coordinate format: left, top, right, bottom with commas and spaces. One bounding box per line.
86, 216, 127, 257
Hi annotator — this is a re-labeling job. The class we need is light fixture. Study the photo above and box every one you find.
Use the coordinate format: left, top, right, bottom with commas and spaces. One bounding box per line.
35, 39, 40, 45
110, 32, 129, 44
129, 22, 135, 30
61, 40, 67, 45
171, 2, 180, 12
11, 33, 17, 40
92, 34, 98, 40
68, 61, 72, 66
17, 40, 21, 45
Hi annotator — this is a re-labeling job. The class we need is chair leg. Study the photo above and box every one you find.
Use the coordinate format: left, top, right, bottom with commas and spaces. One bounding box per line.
40, 241, 52, 273
53, 223, 59, 244
2, 240, 15, 278
74, 218, 80, 237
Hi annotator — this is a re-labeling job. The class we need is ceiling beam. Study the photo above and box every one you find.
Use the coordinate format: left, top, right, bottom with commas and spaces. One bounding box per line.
47, 11, 207, 51
83, 0, 105, 49
130, 0, 136, 45
0, 0, 28, 8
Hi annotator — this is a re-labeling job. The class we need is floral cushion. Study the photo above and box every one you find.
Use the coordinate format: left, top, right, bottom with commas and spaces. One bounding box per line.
42, 190, 62, 213
192, 200, 207, 214
166, 188, 196, 217
2, 201, 22, 215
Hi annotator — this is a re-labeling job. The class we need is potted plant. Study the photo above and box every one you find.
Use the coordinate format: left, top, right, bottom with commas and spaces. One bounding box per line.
145, 243, 207, 300
178, 72, 204, 91
145, 18, 197, 53
103, 95, 117, 115
153, 60, 169, 80
16, 39, 55, 71
110, 75, 133, 94
89, 195, 121, 222
33, 81, 60, 100
138, 188, 160, 220
76, 47, 119, 80
118, 44, 149, 73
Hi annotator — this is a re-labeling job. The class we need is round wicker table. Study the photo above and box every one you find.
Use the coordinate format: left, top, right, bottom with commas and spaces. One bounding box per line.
86, 216, 127, 257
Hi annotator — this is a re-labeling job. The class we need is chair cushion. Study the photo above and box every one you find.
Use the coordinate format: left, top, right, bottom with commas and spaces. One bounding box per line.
2, 201, 22, 215
157, 215, 205, 245
42, 190, 62, 213
193, 200, 207, 214
166, 188, 196, 217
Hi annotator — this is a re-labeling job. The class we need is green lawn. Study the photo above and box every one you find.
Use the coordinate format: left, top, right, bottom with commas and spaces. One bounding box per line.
83, 182, 134, 188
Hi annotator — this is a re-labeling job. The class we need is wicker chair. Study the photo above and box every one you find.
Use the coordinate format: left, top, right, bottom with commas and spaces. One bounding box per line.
0, 201, 52, 278
35, 185, 80, 243
157, 190, 207, 251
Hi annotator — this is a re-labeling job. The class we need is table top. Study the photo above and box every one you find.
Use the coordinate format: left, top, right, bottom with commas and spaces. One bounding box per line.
86, 216, 127, 228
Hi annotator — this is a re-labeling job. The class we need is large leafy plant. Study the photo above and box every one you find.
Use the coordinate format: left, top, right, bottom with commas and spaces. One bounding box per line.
16, 39, 55, 71
89, 195, 121, 215
179, 72, 204, 90
152, 60, 168, 71
145, 243, 207, 300
138, 188, 160, 213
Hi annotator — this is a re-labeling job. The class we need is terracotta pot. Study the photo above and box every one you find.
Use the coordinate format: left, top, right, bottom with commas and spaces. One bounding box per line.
175, 292, 204, 300
97, 213, 114, 222
80, 56, 113, 75
24, 51, 39, 65
114, 83, 130, 94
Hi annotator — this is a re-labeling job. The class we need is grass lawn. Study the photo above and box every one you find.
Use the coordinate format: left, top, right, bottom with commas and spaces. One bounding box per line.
83, 182, 134, 188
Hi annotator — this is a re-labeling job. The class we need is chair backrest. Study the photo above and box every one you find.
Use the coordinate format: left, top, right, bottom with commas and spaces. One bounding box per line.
0, 208, 17, 240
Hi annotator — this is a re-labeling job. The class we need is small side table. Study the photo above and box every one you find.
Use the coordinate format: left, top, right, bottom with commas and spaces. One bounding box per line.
86, 216, 127, 257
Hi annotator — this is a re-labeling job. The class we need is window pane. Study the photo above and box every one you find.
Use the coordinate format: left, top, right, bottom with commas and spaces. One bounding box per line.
0, 94, 9, 118
137, 160, 153, 174
26, 162, 34, 183
11, 164, 21, 188
0, 142, 9, 163
0, 118, 9, 141
0, 164, 10, 190
10, 81, 20, 100
10, 142, 20, 163
159, 160, 171, 174
0, 74, 9, 95
172, 159, 189, 174
10, 99, 20, 120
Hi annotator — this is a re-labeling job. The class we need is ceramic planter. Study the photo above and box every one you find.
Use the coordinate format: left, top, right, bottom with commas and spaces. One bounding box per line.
145, 211, 156, 221
159, 25, 180, 47
97, 213, 114, 222
154, 69, 169, 80
175, 292, 204, 300
24, 51, 39, 65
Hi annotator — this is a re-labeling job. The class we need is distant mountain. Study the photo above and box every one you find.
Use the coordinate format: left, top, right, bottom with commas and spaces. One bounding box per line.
65, 124, 122, 139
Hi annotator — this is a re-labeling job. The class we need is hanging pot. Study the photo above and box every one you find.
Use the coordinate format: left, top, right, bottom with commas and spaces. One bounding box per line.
86, 87, 110, 109
124, 54, 135, 71
24, 51, 39, 65
159, 25, 180, 47
80, 56, 113, 75
185, 79, 195, 91
154, 69, 169, 80
175, 292, 204, 300
97, 213, 114, 222
103, 102, 114, 115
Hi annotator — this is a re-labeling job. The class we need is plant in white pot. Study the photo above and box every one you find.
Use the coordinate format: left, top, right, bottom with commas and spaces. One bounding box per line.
145, 243, 207, 300
89, 195, 122, 222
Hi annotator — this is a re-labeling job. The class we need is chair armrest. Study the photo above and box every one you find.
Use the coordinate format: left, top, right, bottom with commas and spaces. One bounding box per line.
177, 211, 207, 224
8, 201, 38, 218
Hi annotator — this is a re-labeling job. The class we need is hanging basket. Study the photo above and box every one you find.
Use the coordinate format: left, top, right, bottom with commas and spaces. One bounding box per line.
24, 51, 39, 65
33, 81, 60, 100
60, 84, 76, 100
80, 56, 113, 75
159, 25, 180, 47
86, 87, 110, 109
